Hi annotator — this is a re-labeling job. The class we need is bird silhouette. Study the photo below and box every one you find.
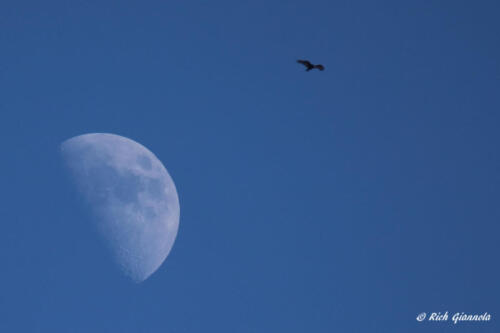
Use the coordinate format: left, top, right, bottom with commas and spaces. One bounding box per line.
297, 60, 325, 71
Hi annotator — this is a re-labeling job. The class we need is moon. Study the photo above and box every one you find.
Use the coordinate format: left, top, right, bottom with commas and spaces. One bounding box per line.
60, 133, 180, 282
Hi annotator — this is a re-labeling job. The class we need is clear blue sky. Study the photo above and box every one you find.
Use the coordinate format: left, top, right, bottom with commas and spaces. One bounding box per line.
1, 0, 499, 332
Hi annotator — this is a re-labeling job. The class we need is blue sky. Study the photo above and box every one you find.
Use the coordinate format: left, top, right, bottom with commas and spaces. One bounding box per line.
1, 0, 499, 332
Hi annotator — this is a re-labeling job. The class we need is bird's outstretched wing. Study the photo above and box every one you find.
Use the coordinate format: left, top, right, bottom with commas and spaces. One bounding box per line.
297, 59, 313, 69
297, 59, 312, 66
314, 64, 325, 71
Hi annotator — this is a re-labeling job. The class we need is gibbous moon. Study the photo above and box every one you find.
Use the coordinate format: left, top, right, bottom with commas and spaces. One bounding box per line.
60, 133, 180, 282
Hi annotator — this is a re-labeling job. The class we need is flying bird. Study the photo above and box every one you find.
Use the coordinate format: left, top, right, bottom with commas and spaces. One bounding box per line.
297, 60, 325, 71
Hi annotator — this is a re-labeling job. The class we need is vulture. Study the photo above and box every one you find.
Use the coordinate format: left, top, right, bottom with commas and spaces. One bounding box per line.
297, 59, 325, 71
